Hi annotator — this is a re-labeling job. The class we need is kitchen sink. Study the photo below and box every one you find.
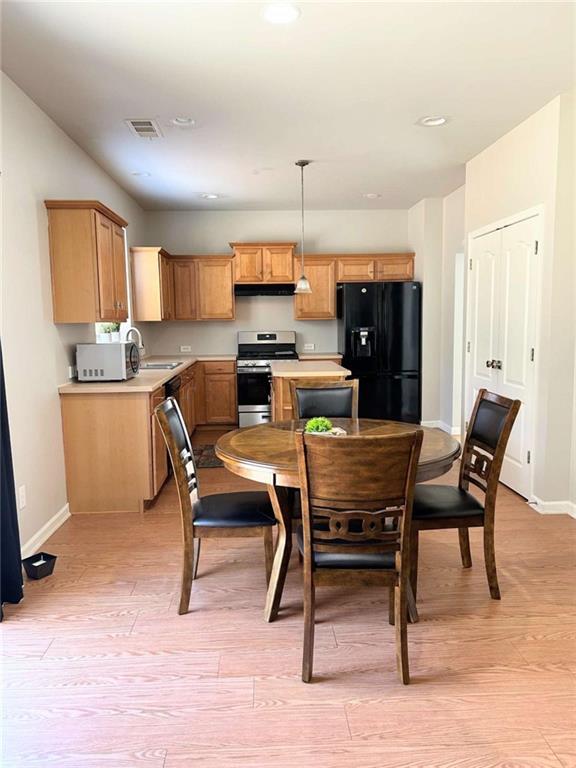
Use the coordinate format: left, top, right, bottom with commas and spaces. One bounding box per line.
140, 361, 183, 370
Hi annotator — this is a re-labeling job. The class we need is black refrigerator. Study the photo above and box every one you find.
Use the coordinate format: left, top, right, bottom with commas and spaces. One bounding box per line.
337, 281, 422, 423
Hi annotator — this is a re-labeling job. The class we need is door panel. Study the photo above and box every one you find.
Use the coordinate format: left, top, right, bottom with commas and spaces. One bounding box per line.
196, 259, 235, 320
93, 212, 116, 321
382, 282, 421, 373
293, 258, 336, 319
173, 260, 196, 320
235, 247, 263, 283
497, 216, 538, 497
357, 374, 420, 423
263, 246, 293, 282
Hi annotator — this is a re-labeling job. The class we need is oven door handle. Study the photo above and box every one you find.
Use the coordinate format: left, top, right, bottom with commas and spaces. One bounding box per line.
237, 368, 271, 375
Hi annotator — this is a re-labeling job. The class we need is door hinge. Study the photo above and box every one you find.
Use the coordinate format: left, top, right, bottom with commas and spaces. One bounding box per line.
530, 348, 535, 362
466, 341, 471, 353
465, 420, 469, 430
534, 240, 539, 255
527, 450, 531, 465
469, 258, 473, 271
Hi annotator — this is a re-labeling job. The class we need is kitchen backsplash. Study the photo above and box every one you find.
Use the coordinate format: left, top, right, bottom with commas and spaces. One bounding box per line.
140, 295, 338, 355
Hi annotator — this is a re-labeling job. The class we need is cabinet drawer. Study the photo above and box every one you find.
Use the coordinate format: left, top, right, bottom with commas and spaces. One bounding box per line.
203, 360, 235, 374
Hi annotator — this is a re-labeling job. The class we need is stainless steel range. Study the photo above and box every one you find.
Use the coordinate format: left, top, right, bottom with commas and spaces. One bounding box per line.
237, 331, 298, 427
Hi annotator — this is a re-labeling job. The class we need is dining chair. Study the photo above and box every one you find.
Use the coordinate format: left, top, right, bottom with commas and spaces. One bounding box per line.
155, 397, 277, 614
295, 428, 423, 684
410, 389, 521, 603
290, 378, 359, 419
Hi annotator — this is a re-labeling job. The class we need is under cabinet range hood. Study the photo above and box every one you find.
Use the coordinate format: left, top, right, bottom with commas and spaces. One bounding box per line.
234, 283, 295, 297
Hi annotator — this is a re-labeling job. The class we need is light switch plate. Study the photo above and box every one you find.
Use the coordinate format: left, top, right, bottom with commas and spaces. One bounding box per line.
180, 345, 192, 353
304, 343, 315, 351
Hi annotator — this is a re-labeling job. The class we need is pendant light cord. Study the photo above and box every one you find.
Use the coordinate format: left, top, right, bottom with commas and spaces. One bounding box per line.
300, 162, 305, 276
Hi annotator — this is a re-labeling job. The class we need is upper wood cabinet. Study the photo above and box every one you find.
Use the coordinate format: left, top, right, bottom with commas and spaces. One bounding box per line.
131, 247, 174, 321
195, 258, 235, 320
231, 242, 296, 283
336, 254, 415, 282
374, 254, 414, 281
294, 257, 337, 320
46, 200, 129, 323
172, 259, 197, 320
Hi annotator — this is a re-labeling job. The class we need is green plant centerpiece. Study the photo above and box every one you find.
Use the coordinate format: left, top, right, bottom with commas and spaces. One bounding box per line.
304, 416, 333, 434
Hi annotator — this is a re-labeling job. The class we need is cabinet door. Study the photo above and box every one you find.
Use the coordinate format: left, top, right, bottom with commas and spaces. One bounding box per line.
94, 212, 117, 321
263, 246, 294, 282
196, 259, 235, 320
173, 260, 197, 320
234, 247, 263, 283
160, 256, 174, 320
204, 373, 237, 424
294, 258, 336, 319
112, 224, 128, 320
337, 258, 375, 282
188, 372, 197, 434
375, 255, 414, 281
150, 389, 168, 497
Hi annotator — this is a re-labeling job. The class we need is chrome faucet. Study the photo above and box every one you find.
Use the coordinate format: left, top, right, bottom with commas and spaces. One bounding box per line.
124, 326, 144, 349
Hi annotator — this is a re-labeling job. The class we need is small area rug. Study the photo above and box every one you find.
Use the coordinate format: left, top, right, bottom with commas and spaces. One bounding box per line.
194, 444, 224, 469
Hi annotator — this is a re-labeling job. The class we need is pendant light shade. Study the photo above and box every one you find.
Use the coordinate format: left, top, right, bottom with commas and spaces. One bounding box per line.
294, 159, 312, 294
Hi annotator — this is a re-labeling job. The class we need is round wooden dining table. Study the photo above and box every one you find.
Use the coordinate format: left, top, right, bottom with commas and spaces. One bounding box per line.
216, 419, 460, 623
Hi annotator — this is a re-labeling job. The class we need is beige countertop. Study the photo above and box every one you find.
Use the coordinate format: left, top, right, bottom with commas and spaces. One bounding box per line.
270, 360, 351, 378
298, 353, 342, 360
58, 355, 235, 395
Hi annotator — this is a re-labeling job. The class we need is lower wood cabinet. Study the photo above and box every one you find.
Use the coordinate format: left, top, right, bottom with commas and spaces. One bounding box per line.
150, 386, 168, 497
198, 361, 237, 425
180, 367, 197, 435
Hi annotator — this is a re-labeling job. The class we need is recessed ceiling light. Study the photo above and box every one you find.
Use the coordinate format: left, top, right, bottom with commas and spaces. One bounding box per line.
262, 3, 300, 24
170, 117, 196, 127
417, 116, 449, 127
362, 193, 381, 199
131, 171, 151, 177
200, 193, 220, 200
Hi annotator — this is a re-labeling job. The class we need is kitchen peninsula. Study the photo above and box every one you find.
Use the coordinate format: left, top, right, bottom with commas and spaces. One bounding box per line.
271, 359, 351, 421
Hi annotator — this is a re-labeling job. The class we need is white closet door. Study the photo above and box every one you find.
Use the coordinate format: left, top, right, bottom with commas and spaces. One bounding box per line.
496, 216, 538, 497
466, 229, 501, 418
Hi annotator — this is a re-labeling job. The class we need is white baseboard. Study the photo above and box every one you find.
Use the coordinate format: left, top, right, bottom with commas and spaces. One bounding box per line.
422, 420, 461, 437
528, 497, 576, 519
21, 503, 70, 559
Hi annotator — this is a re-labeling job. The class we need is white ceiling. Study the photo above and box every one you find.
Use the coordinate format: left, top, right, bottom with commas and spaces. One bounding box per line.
2, 1, 574, 210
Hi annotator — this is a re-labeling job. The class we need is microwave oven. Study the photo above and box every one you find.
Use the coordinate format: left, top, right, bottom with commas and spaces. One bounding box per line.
76, 342, 140, 381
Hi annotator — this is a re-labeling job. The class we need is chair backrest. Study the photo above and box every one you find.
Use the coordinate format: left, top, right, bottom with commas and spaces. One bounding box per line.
290, 379, 359, 419
295, 429, 423, 569
154, 397, 200, 538
459, 389, 521, 506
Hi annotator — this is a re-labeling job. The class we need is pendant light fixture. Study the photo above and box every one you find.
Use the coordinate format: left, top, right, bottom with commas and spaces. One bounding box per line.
294, 159, 312, 294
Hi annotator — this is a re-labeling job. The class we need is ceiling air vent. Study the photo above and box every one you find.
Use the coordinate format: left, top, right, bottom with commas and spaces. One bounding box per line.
124, 118, 163, 139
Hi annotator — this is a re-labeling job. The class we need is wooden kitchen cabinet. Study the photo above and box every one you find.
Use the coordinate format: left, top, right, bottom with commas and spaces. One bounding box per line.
46, 200, 129, 323
201, 361, 237, 424
131, 247, 175, 321
231, 242, 296, 283
195, 258, 235, 320
337, 257, 376, 282
374, 254, 414, 281
173, 259, 197, 320
294, 257, 337, 319
336, 254, 414, 282
180, 366, 197, 436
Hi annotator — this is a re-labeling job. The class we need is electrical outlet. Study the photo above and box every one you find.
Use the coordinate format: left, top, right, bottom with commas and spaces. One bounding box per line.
18, 485, 26, 510
68, 365, 77, 379
180, 345, 192, 353
304, 343, 315, 351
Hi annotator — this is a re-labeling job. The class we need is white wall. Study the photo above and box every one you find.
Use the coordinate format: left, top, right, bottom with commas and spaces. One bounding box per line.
143, 209, 411, 354
465, 93, 575, 507
407, 198, 444, 424
1, 74, 147, 550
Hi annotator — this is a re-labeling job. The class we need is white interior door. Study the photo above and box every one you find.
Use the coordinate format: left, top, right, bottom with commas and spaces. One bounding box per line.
466, 230, 501, 416
496, 216, 538, 497
466, 215, 539, 499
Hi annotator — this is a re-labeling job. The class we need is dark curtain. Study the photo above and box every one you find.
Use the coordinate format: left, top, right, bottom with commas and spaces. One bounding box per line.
1, 342, 23, 619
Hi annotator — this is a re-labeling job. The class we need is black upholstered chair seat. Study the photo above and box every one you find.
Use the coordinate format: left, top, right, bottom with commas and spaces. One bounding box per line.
296, 526, 395, 570
193, 491, 277, 528
413, 485, 484, 521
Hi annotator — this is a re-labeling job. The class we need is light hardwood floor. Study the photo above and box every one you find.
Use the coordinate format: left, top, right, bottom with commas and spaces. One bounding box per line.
2, 427, 575, 767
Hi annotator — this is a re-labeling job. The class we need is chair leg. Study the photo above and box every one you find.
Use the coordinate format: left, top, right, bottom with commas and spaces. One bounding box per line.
388, 586, 395, 626
263, 527, 274, 584
394, 581, 410, 685
458, 527, 472, 568
406, 581, 419, 624
178, 538, 195, 615
483, 523, 501, 600
409, 528, 419, 601
302, 574, 315, 683
192, 538, 201, 580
